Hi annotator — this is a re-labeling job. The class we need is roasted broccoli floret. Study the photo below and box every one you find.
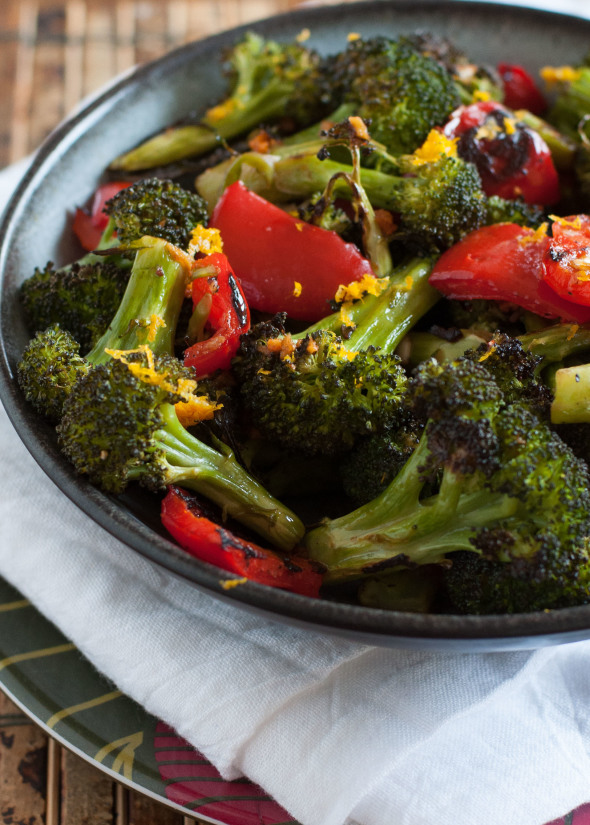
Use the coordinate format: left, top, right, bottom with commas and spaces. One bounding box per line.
20, 259, 130, 353
305, 357, 590, 614
20, 178, 207, 351
462, 334, 553, 418
233, 256, 437, 457
233, 318, 408, 457
17, 237, 191, 419
110, 32, 327, 172
339, 425, 421, 506
404, 32, 502, 104
16, 325, 91, 422
102, 178, 208, 248
322, 35, 461, 157
57, 347, 304, 551
484, 195, 545, 227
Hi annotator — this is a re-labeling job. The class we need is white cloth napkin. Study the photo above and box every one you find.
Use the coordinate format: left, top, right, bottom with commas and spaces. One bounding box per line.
3, 6, 590, 818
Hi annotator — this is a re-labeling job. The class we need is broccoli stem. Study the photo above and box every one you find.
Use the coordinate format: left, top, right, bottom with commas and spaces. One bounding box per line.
299, 257, 438, 354
86, 237, 189, 364
306, 434, 518, 579
145, 405, 305, 550
110, 73, 304, 172
520, 322, 590, 367
272, 153, 400, 209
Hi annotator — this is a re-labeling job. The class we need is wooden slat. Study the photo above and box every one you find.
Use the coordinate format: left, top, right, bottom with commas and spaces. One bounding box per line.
60, 746, 115, 825
0, 691, 47, 823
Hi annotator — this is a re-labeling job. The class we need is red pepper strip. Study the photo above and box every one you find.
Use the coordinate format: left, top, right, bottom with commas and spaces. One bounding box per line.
542, 215, 590, 307
497, 63, 547, 116
161, 486, 323, 597
183, 252, 250, 377
443, 100, 559, 205
429, 223, 590, 323
210, 181, 375, 322
72, 181, 131, 251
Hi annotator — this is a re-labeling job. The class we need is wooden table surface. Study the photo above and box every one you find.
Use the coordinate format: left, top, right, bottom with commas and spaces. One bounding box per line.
0, 0, 338, 821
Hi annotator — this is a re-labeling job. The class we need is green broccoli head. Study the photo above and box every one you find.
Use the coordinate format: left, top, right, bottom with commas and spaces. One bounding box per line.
462, 334, 554, 418
545, 64, 590, 141
327, 36, 461, 155
339, 425, 421, 506
56, 344, 305, 549
20, 259, 130, 352
57, 348, 192, 494
104, 178, 208, 249
444, 404, 590, 613
392, 153, 488, 250
307, 356, 590, 613
16, 324, 91, 422
221, 31, 328, 126
233, 315, 409, 456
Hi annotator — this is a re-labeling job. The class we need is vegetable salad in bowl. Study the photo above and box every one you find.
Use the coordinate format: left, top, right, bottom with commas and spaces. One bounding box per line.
15, 23, 590, 619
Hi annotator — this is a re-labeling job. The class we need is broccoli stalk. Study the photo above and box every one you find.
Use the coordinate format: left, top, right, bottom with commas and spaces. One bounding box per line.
57, 349, 304, 551
109, 33, 327, 172
86, 237, 189, 364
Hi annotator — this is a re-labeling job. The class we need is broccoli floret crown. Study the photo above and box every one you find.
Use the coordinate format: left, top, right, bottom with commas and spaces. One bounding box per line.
57, 349, 195, 494
233, 315, 408, 456
327, 36, 460, 155
463, 334, 554, 418
223, 31, 328, 125
16, 324, 91, 422
20, 259, 130, 353
104, 178, 208, 248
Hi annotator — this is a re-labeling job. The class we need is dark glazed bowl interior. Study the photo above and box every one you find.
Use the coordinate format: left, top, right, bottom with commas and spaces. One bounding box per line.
2, 0, 590, 651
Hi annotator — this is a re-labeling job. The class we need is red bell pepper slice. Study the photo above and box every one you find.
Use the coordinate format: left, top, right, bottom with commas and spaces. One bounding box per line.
72, 181, 131, 251
497, 63, 547, 116
443, 100, 559, 205
161, 486, 323, 597
183, 252, 250, 377
429, 223, 590, 323
543, 215, 590, 306
210, 181, 375, 321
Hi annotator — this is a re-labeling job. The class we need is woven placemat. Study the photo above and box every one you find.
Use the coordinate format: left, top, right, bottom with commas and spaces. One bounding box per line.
0, 0, 313, 168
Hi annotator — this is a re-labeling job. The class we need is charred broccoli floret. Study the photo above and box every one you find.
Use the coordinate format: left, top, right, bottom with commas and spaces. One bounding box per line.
462, 334, 553, 418
305, 357, 590, 614
17, 237, 191, 419
20, 178, 206, 351
20, 259, 129, 353
57, 347, 304, 551
339, 426, 421, 506
110, 32, 328, 172
16, 325, 91, 422
233, 317, 408, 457
322, 35, 461, 156
102, 178, 208, 248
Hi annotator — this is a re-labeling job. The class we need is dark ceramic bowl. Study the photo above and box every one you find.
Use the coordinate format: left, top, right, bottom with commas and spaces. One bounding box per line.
2, 0, 590, 651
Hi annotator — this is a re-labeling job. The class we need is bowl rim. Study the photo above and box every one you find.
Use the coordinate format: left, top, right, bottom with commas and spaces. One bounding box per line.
3, 0, 590, 650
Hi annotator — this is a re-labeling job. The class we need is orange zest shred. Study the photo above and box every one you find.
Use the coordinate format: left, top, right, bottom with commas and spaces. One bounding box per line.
517, 223, 548, 246
335, 273, 389, 304
540, 66, 581, 87
411, 130, 458, 165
